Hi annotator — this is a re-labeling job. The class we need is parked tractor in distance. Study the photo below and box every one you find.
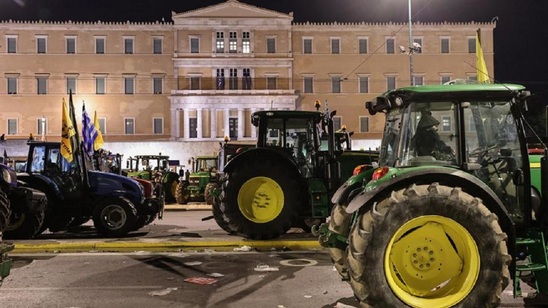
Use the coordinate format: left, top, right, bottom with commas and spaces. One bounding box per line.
175, 155, 217, 205
126, 154, 180, 203
319, 83, 548, 307
212, 108, 378, 240
17, 141, 159, 238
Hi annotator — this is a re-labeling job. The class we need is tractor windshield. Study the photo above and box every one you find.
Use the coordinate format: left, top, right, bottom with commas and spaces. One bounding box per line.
397, 102, 458, 167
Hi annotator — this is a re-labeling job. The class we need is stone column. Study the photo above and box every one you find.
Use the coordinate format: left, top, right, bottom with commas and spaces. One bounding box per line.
183, 108, 190, 139
210, 108, 217, 139
170, 107, 180, 139
223, 108, 230, 140
197, 108, 203, 139
237, 108, 244, 139
250, 108, 257, 139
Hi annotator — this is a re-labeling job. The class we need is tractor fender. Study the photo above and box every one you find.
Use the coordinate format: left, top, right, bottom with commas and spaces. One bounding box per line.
16, 173, 64, 202
223, 147, 299, 174
331, 167, 375, 205
346, 167, 515, 240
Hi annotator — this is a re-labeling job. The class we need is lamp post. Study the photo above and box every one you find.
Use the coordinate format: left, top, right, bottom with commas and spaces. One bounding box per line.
408, 0, 414, 86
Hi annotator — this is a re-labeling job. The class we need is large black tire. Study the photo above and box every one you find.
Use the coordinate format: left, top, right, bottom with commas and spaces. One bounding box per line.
93, 197, 138, 237
219, 157, 303, 240
133, 214, 156, 231
175, 181, 189, 205
4, 210, 46, 239
204, 182, 218, 205
163, 173, 179, 204
346, 183, 510, 307
211, 186, 236, 234
0, 190, 10, 233
327, 203, 352, 280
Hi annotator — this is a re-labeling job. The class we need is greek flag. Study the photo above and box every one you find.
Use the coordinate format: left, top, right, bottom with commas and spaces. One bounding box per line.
82, 103, 98, 156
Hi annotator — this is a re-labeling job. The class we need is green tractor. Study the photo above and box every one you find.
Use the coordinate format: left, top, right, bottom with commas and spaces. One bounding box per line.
126, 154, 180, 203
175, 155, 218, 205
212, 108, 378, 240
318, 82, 548, 306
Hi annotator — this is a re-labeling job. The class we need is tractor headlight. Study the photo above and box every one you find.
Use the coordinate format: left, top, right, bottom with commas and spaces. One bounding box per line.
2, 167, 11, 185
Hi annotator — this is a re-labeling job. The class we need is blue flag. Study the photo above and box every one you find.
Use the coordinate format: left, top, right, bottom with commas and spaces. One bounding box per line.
82, 103, 98, 156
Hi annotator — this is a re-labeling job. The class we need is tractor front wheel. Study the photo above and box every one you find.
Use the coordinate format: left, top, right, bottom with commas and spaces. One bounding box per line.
204, 182, 218, 205
93, 197, 137, 237
346, 183, 510, 307
219, 158, 302, 240
175, 181, 190, 204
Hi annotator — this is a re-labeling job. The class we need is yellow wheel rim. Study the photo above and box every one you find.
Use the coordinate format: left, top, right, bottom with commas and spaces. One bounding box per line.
385, 215, 480, 308
237, 176, 284, 223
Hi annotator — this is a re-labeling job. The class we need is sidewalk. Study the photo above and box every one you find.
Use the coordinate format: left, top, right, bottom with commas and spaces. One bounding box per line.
7, 204, 322, 254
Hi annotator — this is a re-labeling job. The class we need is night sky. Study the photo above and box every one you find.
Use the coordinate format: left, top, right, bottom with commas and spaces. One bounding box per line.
1, 0, 547, 129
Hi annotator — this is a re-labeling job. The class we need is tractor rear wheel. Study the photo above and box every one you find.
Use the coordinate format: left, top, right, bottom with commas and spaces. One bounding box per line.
93, 197, 137, 237
4, 210, 46, 239
175, 181, 189, 204
0, 190, 10, 233
163, 174, 179, 204
204, 182, 218, 205
219, 158, 302, 240
346, 183, 510, 307
211, 196, 236, 234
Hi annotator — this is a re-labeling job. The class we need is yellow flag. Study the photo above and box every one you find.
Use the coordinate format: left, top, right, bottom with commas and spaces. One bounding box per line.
93, 111, 104, 150
476, 29, 489, 83
61, 98, 76, 162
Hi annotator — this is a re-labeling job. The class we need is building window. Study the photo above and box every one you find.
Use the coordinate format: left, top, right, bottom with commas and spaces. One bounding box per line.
95, 37, 105, 54
124, 77, 134, 94
304, 77, 314, 93
7, 77, 17, 94
333, 116, 342, 131
242, 32, 250, 54
387, 76, 396, 90
66, 77, 76, 94
229, 32, 237, 53
386, 38, 395, 54
7, 119, 17, 135
441, 116, 452, 132
303, 38, 312, 54
98, 118, 106, 134
153, 118, 163, 134
190, 37, 199, 53
267, 37, 276, 53
267, 76, 277, 90
216, 69, 225, 90
413, 38, 423, 53
66, 37, 76, 54
37, 76, 48, 94
440, 75, 451, 84
359, 76, 369, 93
229, 69, 238, 90
441, 37, 450, 53
413, 76, 424, 86
331, 38, 340, 54
331, 76, 341, 93
36, 36, 47, 54
153, 38, 162, 54
360, 117, 369, 132
153, 77, 163, 94
190, 76, 201, 90
468, 37, 476, 53
216, 32, 225, 53
243, 68, 252, 90
96, 77, 106, 94
229, 118, 238, 138
37, 118, 47, 136
358, 38, 368, 54
124, 38, 134, 54
189, 118, 197, 138
7, 36, 17, 53
124, 118, 135, 135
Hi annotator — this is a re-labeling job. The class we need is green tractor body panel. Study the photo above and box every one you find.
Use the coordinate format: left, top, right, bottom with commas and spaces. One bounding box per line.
307, 177, 329, 218
530, 154, 542, 194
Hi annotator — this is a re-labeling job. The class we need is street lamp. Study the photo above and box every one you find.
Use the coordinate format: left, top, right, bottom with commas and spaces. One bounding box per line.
407, 0, 414, 86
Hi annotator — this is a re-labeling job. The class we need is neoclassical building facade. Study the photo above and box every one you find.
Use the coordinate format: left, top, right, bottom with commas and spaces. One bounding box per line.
0, 0, 495, 159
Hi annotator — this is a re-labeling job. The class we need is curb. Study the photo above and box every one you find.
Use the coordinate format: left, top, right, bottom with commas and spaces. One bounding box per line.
11, 239, 323, 253
164, 203, 211, 211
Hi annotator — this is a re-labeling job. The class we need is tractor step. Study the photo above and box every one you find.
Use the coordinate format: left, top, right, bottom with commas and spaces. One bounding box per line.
514, 230, 548, 298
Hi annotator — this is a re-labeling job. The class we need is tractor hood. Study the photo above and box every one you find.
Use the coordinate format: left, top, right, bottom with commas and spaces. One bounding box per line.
87, 170, 144, 203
